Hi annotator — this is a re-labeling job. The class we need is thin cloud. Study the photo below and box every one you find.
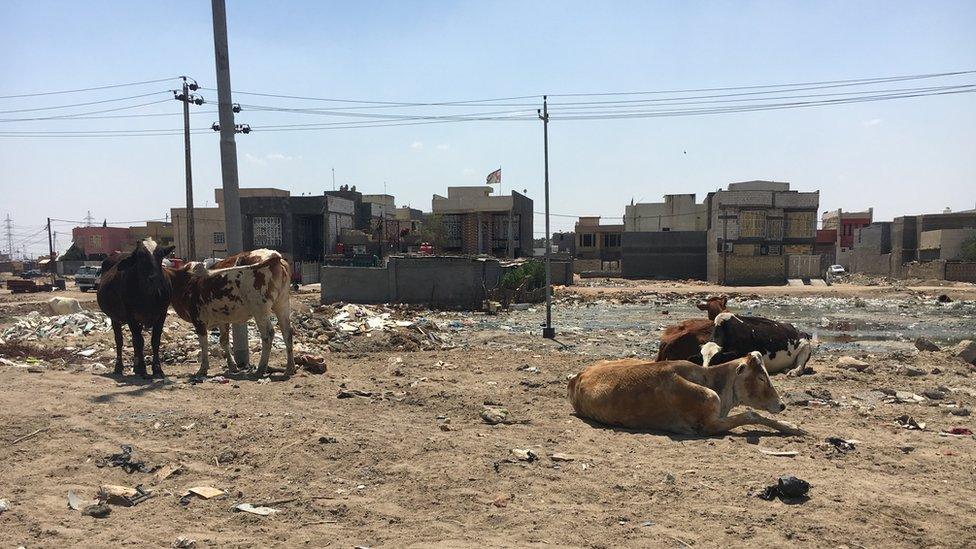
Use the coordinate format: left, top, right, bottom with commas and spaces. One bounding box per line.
244, 152, 297, 166
410, 141, 424, 150
436, 144, 450, 150
863, 118, 883, 127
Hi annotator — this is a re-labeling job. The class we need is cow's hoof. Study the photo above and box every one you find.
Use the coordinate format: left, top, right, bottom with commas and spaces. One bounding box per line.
151, 370, 165, 379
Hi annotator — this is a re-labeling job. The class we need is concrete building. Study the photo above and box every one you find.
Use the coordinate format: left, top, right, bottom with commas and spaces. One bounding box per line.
919, 228, 976, 261
817, 208, 873, 268
623, 194, 707, 232
849, 222, 893, 275
71, 225, 132, 259
238, 191, 357, 263
705, 180, 820, 285
892, 210, 976, 267
552, 232, 576, 255
171, 187, 289, 260
128, 221, 174, 249
430, 186, 533, 257
574, 216, 623, 269
620, 194, 708, 279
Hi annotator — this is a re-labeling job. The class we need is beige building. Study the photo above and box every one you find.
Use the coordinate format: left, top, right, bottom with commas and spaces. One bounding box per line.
624, 194, 707, 232
171, 187, 289, 260
430, 186, 533, 257
919, 228, 976, 260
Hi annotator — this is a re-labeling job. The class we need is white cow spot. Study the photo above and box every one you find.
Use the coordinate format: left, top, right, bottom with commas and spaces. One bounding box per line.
714, 312, 736, 326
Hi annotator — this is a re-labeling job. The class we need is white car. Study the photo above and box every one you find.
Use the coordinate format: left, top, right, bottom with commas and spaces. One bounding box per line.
828, 264, 846, 276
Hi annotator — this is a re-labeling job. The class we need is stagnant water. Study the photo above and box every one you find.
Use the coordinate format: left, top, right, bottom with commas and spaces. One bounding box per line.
448, 296, 976, 354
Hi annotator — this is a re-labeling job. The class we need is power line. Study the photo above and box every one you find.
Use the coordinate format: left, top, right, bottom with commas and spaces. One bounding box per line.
0, 77, 179, 99
0, 91, 172, 114
0, 99, 183, 122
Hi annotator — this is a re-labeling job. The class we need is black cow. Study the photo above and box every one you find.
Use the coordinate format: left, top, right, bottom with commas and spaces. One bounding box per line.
699, 313, 813, 376
96, 239, 175, 378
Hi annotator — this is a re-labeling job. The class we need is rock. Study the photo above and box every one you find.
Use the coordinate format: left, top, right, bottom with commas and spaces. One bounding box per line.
937, 294, 953, 303
217, 450, 238, 464
510, 448, 538, 462
953, 340, 976, 365
950, 407, 971, 417
914, 338, 940, 352
296, 354, 327, 374
899, 366, 926, 377
551, 453, 575, 462
172, 537, 197, 548
337, 389, 373, 399
82, 503, 112, 518
318, 436, 338, 444
480, 407, 510, 425
0, 499, 8, 513
837, 357, 869, 372
922, 389, 946, 400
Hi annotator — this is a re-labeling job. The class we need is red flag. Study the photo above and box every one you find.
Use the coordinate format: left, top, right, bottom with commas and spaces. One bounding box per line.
486, 168, 501, 185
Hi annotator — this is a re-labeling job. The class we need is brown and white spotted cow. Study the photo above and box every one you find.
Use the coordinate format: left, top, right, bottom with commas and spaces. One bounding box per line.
655, 295, 729, 361
567, 352, 804, 436
166, 249, 295, 378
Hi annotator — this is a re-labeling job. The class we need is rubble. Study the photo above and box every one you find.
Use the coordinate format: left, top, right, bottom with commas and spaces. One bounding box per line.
2, 310, 110, 341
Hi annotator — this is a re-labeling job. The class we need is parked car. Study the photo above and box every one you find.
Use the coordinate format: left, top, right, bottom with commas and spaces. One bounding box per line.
419, 242, 434, 255
20, 269, 43, 279
828, 264, 846, 276
75, 265, 101, 292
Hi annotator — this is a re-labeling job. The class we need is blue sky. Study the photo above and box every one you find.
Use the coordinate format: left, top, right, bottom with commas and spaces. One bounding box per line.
1, 0, 974, 256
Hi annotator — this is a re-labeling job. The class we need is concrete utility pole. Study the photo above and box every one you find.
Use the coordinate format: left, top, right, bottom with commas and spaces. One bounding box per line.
538, 96, 554, 339
174, 77, 205, 260
4, 214, 13, 258
46, 217, 55, 273
211, 0, 248, 367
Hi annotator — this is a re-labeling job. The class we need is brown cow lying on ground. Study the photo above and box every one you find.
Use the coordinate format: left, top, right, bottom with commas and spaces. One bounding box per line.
655, 295, 729, 361
567, 352, 805, 436
166, 249, 295, 378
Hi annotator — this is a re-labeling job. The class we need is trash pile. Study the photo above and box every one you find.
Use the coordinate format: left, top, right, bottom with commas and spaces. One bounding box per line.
2, 310, 111, 342
293, 304, 455, 352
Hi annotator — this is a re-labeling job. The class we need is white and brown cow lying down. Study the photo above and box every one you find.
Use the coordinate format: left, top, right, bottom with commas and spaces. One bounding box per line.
568, 352, 805, 436
700, 313, 813, 377
166, 249, 295, 378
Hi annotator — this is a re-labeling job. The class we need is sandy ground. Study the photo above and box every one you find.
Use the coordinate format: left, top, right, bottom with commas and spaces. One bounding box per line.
1, 280, 975, 548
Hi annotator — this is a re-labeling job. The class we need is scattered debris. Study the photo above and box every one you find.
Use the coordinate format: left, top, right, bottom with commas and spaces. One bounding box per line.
0, 499, 8, 514
67, 490, 97, 511
82, 503, 112, 518
491, 493, 511, 508
950, 407, 971, 417
2, 310, 110, 341
337, 389, 373, 399
922, 389, 947, 400
824, 437, 857, 453
318, 436, 338, 444
895, 415, 926, 430
898, 366, 926, 377
480, 407, 510, 425
759, 449, 799, 457
98, 484, 153, 507
837, 356, 870, 372
551, 453, 576, 462
96, 444, 157, 474
510, 448, 538, 462
235, 503, 279, 516
757, 475, 810, 502
940, 427, 973, 437
937, 294, 953, 304
152, 463, 183, 485
186, 486, 225, 500
914, 338, 940, 352
296, 354, 327, 374
172, 537, 197, 548
954, 340, 976, 365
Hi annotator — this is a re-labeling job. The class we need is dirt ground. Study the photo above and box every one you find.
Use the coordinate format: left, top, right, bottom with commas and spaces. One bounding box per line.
1, 280, 975, 548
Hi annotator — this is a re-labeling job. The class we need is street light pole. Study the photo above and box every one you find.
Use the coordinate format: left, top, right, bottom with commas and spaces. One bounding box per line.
211, 0, 248, 367
174, 77, 204, 260
539, 96, 554, 339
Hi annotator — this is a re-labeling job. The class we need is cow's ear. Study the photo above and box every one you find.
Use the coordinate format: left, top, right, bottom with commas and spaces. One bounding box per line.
720, 296, 728, 307
155, 245, 176, 259
696, 302, 708, 311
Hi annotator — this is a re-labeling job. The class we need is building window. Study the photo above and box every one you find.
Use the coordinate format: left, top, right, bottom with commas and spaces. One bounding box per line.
602, 233, 621, 248
253, 216, 282, 247
89, 235, 102, 249
442, 214, 461, 240
213, 232, 225, 245
580, 233, 596, 247
739, 210, 766, 238
768, 244, 782, 255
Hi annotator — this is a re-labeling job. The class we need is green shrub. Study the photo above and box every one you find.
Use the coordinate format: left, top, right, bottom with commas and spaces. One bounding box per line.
501, 260, 545, 290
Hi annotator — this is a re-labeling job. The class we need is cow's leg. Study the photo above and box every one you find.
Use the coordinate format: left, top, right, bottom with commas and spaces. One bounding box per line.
149, 320, 165, 378
219, 324, 239, 373
111, 320, 125, 375
252, 317, 274, 378
274, 304, 295, 377
129, 322, 148, 377
786, 342, 813, 377
194, 327, 211, 378
702, 410, 806, 436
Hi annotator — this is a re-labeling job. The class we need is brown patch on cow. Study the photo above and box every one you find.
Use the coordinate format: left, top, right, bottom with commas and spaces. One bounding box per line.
253, 269, 266, 293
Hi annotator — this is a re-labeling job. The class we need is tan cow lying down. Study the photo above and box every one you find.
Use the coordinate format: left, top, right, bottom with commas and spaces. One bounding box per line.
166, 250, 294, 378
567, 352, 805, 436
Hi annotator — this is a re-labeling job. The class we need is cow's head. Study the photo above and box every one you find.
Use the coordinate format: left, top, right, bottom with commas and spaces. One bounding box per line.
734, 351, 786, 414
697, 295, 729, 320
117, 239, 174, 279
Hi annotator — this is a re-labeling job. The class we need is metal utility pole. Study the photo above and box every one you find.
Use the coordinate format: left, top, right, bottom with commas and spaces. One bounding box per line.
212, 0, 248, 367
538, 96, 554, 339
3, 214, 13, 258
174, 77, 205, 260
